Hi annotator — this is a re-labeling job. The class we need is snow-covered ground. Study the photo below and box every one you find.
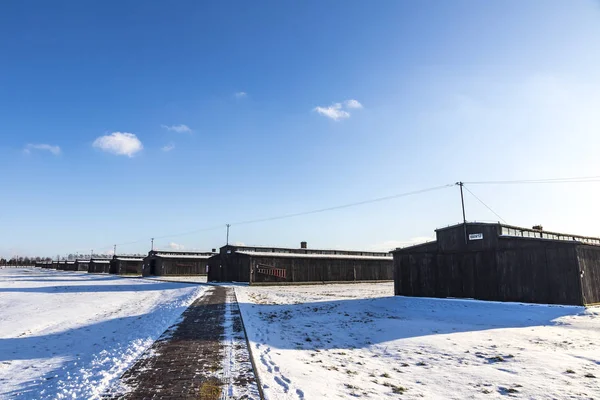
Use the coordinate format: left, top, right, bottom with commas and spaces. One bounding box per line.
236, 283, 600, 399
0, 267, 207, 400
143, 275, 208, 284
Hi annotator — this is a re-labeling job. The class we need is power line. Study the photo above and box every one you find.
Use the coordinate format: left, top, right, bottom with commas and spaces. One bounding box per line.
464, 175, 600, 185
85, 183, 455, 251
230, 184, 455, 226
463, 185, 507, 224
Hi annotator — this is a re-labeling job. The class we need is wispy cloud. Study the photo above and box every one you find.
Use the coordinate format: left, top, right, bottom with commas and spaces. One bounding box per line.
24, 143, 61, 156
161, 143, 175, 152
234, 91, 247, 99
314, 103, 350, 121
169, 242, 184, 250
313, 99, 363, 121
345, 99, 363, 109
92, 132, 143, 157
161, 124, 192, 133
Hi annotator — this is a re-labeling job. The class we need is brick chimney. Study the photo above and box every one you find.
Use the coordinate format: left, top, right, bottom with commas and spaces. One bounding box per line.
300, 241, 307, 249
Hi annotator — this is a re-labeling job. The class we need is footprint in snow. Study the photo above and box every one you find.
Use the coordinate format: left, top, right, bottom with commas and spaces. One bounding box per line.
274, 376, 289, 393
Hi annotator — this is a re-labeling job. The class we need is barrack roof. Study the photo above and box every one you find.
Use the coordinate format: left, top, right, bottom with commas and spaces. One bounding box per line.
236, 251, 392, 260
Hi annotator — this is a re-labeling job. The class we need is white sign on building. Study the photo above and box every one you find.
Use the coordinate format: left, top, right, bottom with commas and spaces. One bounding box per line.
469, 233, 484, 241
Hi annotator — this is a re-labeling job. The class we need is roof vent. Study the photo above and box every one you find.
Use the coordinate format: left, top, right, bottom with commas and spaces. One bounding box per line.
300, 241, 307, 249
532, 225, 543, 231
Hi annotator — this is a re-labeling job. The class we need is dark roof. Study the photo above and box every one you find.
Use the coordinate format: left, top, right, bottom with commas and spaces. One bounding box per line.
147, 250, 217, 259
393, 221, 600, 252
223, 244, 390, 258
390, 241, 437, 253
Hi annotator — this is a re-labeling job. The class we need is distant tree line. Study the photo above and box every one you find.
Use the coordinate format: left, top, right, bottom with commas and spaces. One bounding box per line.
0, 253, 146, 266
0, 256, 52, 266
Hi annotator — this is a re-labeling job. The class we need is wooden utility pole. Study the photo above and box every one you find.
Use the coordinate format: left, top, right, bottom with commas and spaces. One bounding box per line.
457, 182, 467, 244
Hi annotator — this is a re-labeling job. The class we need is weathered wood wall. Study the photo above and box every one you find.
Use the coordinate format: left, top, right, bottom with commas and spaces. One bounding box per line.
151, 258, 210, 276
75, 261, 89, 272
248, 256, 393, 284
578, 245, 600, 305
394, 230, 586, 305
208, 254, 250, 282
110, 259, 143, 275
65, 262, 77, 271
88, 260, 111, 273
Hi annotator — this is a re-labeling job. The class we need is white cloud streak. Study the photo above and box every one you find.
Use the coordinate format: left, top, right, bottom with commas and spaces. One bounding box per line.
313, 99, 363, 121
234, 91, 247, 99
92, 132, 143, 157
169, 242, 184, 250
313, 103, 350, 121
162, 143, 175, 152
24, 143, 61, 156
161, 124, 192, 133
345, 99, 363, 109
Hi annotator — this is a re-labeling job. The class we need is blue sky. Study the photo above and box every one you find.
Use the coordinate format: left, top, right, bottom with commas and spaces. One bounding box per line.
1, 1, 600, 258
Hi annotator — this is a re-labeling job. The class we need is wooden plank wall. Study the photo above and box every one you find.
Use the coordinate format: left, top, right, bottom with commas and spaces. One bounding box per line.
115, 260, 143, 275
394, 241, 583, 305
578, 245, 600, 305
88, 261, 110, 273
249, 256, 393, 284
155, 258, 210, 276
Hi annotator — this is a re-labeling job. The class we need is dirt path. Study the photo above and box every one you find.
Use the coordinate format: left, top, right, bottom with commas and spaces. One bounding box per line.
108, 286, 259, 400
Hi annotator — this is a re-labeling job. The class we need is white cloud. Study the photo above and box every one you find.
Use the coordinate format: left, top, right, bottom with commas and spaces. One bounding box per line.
234, 91, 247, 99
313, 103, 350, 121
24, 143, 61, 156
92, 132, 143, 157
345, 99, 363, 109
313, 99, 363, 121
162, 143, 175, 152
169, 242, 184, 250
161, 124, 192, 133
370, 237, 434, 252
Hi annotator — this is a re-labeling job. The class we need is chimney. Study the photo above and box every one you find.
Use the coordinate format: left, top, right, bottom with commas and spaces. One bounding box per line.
300, 241, 307, 249
211, 248, 216, 253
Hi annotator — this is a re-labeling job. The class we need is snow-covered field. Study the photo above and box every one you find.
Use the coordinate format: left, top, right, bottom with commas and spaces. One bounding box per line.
236, 283, 600, 399
0, 267, 206, 400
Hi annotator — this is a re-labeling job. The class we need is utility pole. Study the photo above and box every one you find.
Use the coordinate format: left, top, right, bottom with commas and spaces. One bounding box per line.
456, 182, 467, 244
113, 244, 117, 257
226, 224, 231, 245
91, 249, 93, 259
151, 238, 154, 251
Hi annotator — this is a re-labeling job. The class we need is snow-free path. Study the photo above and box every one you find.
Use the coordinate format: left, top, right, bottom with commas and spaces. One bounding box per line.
0, 267, 207, 400
113, 286, 259, 400
236, 282, 600, 399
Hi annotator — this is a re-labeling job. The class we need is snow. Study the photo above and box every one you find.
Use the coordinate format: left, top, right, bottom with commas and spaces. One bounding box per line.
153, 254, 213, 259
143, 275, 208, 284
0, 267, 207, 399
235, 282, 600, 399
236, 251, 392, 260
220, 289, 260, 399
